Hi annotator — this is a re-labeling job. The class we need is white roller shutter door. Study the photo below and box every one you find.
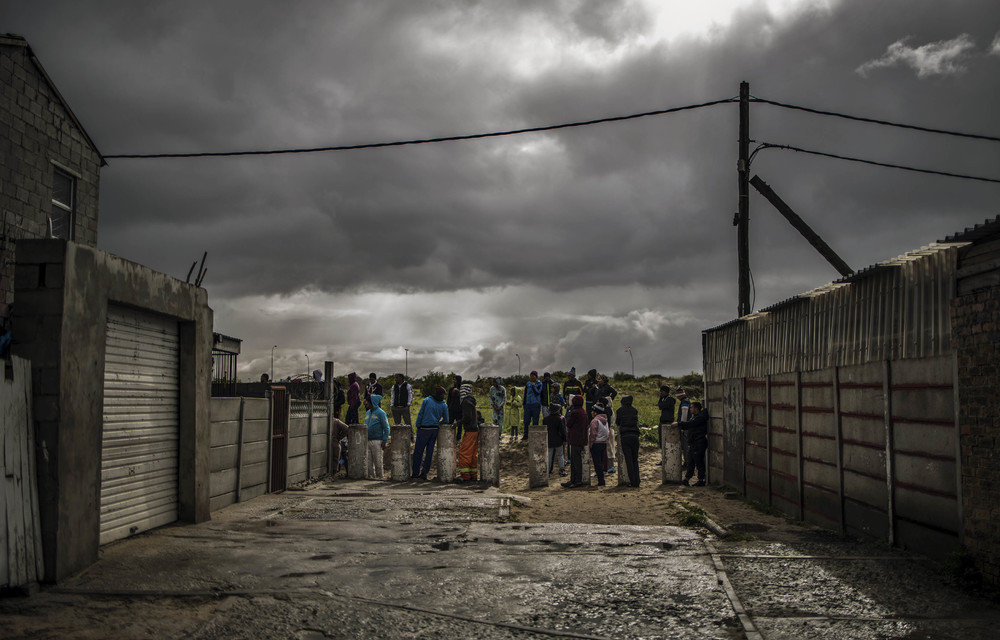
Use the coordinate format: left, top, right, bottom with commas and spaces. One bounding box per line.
101, 305, 179, 545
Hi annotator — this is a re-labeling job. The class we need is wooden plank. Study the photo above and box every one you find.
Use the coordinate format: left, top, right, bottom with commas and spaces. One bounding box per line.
2, 356, 42, 588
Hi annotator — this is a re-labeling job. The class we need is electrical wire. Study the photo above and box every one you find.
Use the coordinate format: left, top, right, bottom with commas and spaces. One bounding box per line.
751, 97, 1000, 144
756, 142, 1000, 185
103, 98, 737, 160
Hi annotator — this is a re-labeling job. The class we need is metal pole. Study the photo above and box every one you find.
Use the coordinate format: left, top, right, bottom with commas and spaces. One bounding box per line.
404, 348, 409, 377
516, 353, 521, 376
738, 80, 751, 317
271, 345, 277, 380
625, 347, 634, 377
305, 353, 310, 378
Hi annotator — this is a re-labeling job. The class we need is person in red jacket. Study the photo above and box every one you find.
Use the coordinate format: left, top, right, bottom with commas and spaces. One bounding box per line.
561, 395, 590, 488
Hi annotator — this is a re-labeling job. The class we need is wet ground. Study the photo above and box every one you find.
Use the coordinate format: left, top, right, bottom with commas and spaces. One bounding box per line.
2, 478, 999, 639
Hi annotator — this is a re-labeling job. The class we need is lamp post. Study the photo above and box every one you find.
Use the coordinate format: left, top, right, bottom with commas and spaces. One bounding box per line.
404, 348, 409, 377
305, 353, 310, 378
625, 346, 634, 378
515, 353, 521, 377
271, 345, 277, 380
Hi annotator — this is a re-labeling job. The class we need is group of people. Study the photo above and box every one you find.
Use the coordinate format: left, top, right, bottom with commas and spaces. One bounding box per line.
326, 368, 710, 487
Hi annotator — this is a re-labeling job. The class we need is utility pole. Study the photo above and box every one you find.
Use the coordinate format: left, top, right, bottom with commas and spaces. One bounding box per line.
737, 81, 751, 317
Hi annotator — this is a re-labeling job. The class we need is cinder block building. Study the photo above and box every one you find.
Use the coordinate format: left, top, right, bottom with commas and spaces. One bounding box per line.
1, 33, 104, 325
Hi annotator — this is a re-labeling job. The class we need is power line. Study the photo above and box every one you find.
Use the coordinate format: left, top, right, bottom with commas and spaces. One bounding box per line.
751, 97, 1000, 144
103, 98, 737, 160
756, 142, 1000, 184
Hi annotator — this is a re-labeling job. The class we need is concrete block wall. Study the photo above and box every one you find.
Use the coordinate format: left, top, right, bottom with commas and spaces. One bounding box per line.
0, 37, 102, 324
953, 285, 1000, 585
288, 401, 330, 484
208, 397, 271, 512
209, 398, 331, 511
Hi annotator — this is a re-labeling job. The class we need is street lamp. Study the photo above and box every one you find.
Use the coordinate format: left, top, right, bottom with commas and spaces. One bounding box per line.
625, 346, 634, 378
404, 348, 409, 377
271, 345, 277, 380
305, 353, 310, 378
515, 353, 521, 376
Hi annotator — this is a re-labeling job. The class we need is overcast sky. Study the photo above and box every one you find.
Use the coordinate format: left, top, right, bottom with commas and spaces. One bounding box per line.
5, 0, 999, 381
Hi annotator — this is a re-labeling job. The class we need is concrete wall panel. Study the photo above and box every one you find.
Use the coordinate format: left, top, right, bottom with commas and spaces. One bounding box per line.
894, 454, 956, 494
843, 471, 887, 511
896, 518, 959, 561
845, 498, 889, 541
211, 444, 238, 473
803, 486, 840, 529
895, 487, 958, 533
211, 421, 239, 448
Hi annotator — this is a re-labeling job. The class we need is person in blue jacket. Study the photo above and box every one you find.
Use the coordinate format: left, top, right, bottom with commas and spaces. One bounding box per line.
364, 394, 390, 479
523, 370, 543, 441
411, 385, 450, 479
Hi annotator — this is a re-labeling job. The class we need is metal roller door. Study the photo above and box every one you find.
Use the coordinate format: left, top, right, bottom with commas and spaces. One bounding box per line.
100, 305, 179, 545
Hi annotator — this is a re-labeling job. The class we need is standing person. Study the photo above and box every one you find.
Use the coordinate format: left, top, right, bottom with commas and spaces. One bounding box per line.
540, 372, 557, 418
588, 402, 610, 487
597, 374, 618, 406
456, 384, 479, 482
523, 371, 543, 440
390, 373, 413, 425
672, 401, 709, 486
583, 369, 599, 417
544, 403, 567, 476
676, 388, 691, 468
411, 386, 450, 479
447, 375, 463, 426
507, 387, 521, 441
617, 395, 641, 487
600, 396, 617, 475
489, 377, 506, 428
333, 379, 346, 420
365, 373, 383, 400
656, 385, 676, 465
561, 395, 589, 488
345, 372, 362, 424
562, 368, 584, 407
364, 394, 390, 479
329, 417, 350, 474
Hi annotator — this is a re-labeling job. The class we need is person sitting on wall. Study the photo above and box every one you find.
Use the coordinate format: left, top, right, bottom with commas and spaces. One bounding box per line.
671, 401, 708, 487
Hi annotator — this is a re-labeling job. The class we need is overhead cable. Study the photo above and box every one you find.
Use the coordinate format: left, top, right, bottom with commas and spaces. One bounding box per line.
752, 97, 1000, 144
758, 142, 1000, 184
104, 98, 738, 160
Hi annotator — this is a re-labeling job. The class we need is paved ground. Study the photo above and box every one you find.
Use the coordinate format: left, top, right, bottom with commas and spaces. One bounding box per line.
2, 478, 999, 639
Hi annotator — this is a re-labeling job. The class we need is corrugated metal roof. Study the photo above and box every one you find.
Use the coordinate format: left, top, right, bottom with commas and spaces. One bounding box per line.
705, 217, 1000, 335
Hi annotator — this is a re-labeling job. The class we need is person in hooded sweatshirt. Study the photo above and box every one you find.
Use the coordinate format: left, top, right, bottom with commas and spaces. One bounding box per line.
345, 372, 362, 424
364, 394, 390, 479
561, 395, 589, 488
456, 383, 479, 482
588, 402, 610, 487
412, 385, 450, 479
616, 395, 641, 487
544, 403, 567, 476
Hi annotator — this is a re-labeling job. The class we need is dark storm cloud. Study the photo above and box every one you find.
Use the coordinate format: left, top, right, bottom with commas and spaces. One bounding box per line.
5, 0, 999, 376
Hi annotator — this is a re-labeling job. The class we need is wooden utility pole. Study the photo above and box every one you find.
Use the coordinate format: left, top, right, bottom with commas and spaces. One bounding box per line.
737, 81, 751, 317
750, 175, 854, 278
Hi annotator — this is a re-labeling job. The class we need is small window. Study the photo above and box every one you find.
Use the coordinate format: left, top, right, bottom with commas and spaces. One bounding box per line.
51, 167, 75, 239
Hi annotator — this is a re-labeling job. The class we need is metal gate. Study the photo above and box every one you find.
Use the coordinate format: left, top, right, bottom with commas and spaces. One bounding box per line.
100, 305, 179, 545
270, 386, 289, 492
